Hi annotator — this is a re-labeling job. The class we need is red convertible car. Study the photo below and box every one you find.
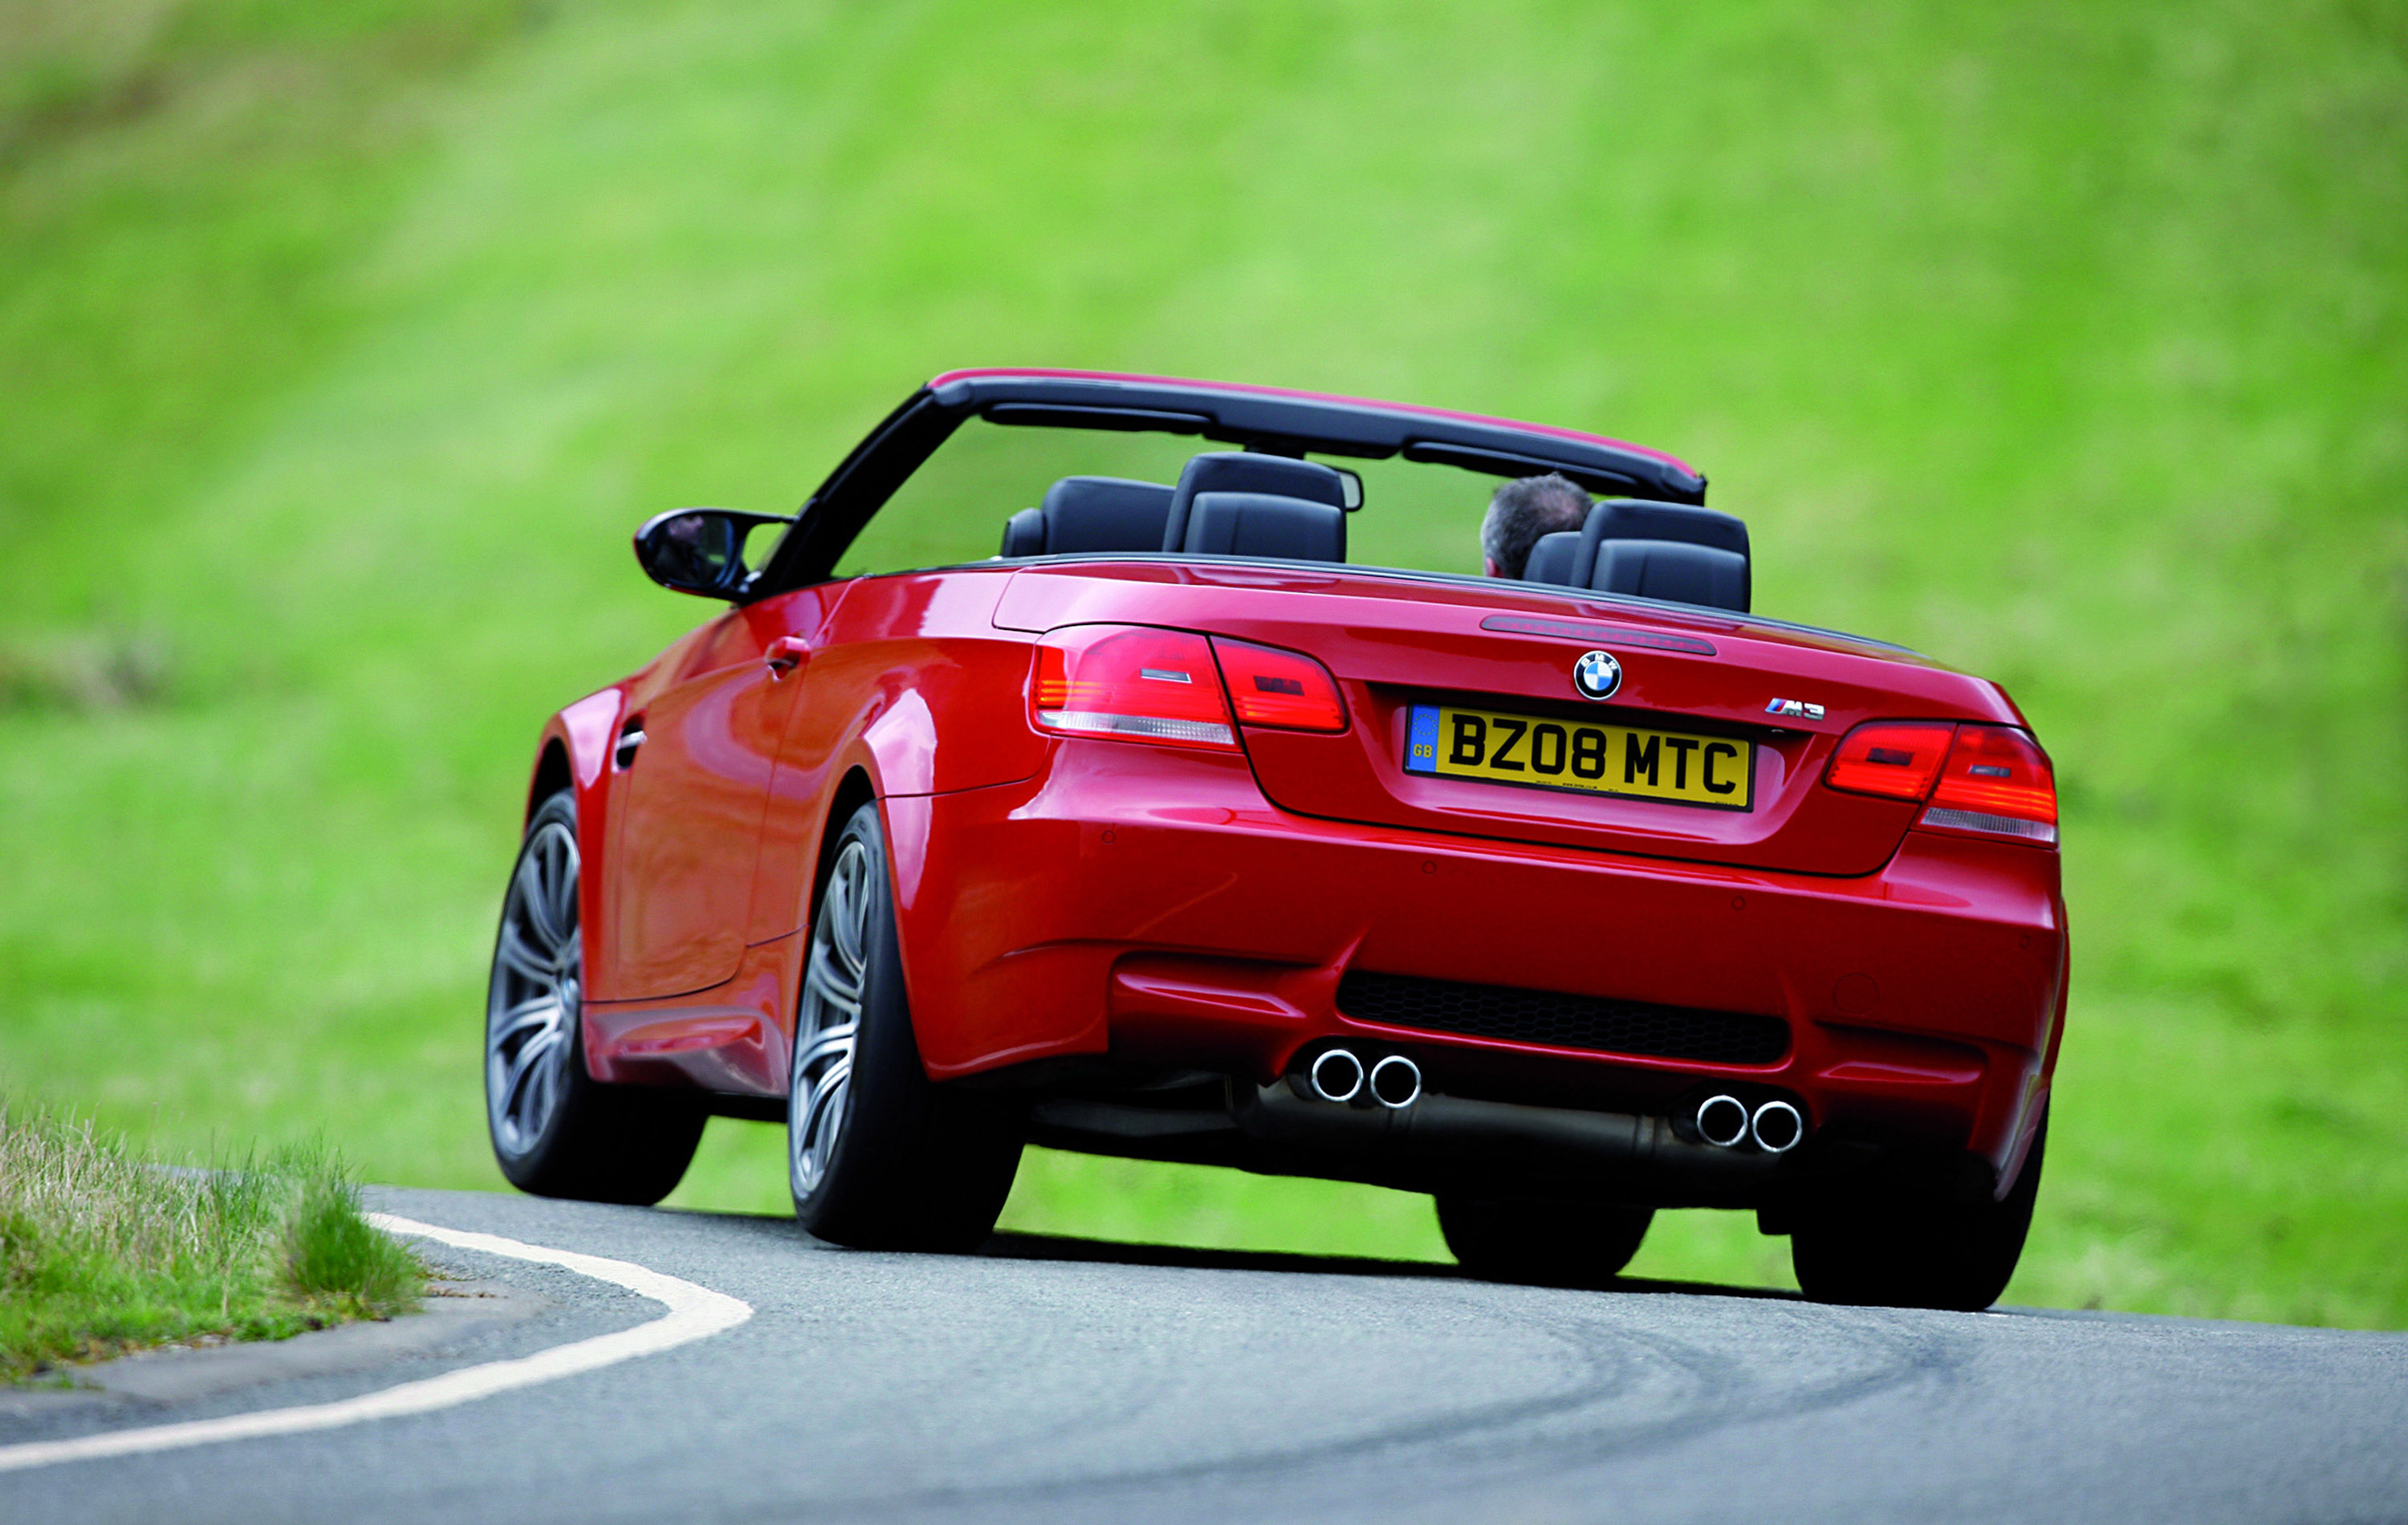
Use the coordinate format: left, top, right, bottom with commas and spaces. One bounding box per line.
486, 368, 2065, 1310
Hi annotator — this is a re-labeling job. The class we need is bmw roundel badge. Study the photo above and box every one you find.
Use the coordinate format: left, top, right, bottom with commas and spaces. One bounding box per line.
1572, 649, 1622, 701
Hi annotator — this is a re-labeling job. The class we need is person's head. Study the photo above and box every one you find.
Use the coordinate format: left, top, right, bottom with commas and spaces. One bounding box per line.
1480, 474, 1591, 579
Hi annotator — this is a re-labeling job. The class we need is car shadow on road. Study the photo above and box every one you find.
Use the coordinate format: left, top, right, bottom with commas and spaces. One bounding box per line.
663, 1207, 1800, 1300
977, 1230, 1803, 1301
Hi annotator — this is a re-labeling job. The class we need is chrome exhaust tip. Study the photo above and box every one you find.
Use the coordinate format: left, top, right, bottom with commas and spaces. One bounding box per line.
1367, 1055, 1422, 1110
1751, 1100, 1804, 1154
1695, 1093, 1751, 1149
1308, 1048, 1365, 1105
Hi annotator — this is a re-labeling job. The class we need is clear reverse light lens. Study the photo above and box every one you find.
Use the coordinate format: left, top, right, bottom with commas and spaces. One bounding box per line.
1031, 626, 1239, 750
1922, 725, 2058, 844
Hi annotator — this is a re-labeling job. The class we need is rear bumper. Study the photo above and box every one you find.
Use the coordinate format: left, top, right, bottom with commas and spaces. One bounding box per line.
887, 739, 2065, 1196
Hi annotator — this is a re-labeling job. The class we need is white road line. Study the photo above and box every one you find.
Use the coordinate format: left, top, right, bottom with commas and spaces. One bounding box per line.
0, 1212, 753, 1474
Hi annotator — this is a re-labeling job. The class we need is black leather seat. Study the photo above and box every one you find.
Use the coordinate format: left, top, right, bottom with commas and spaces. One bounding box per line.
999, 476, 1175, 557
1591, 539, 1749, 609
1182, 491, 1347, 562
1522, 531, 1581, 585
1161, 453, 1349, 551
1522, 498, 1751, 612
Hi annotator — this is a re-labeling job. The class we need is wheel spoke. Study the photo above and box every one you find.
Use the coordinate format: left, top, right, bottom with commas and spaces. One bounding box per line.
828, 854, 869, 974
795, 1019, 856, 1074
492, 994, 561, 1044
793, 1060, 852, 1182
804, 937, 863, 1015
543, 830, 580, 940
817, 864, 854, 970
514, 852, 562, 952
495, 922, 553, 985
500, 1027, 563, 1127
526, 1041, 563, 1136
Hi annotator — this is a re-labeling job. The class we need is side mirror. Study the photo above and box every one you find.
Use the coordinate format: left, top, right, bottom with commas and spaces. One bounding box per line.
633, 508, 792, 599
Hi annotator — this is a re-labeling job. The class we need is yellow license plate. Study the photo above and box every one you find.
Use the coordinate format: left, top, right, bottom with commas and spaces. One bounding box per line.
1404, 702, 1753, 810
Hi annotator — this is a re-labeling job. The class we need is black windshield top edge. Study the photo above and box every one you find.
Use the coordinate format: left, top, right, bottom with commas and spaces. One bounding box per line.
755, 379, 1707, 596
935, 374, 1705, 502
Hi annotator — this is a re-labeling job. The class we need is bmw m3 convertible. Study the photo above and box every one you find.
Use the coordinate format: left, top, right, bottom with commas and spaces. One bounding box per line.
485, 369, 2065, 1310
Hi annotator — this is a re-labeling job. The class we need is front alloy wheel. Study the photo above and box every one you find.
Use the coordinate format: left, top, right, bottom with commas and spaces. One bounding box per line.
488, 802, 581, 1158
484, 789, 704, 1204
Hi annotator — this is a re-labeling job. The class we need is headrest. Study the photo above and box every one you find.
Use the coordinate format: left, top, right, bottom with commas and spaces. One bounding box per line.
999, 476, 1174, 557
1591, 539, 1750, 611
1162, 452, 1348, 552
1182, 492, 1347, 563
1522, 531, 1581, 585
1567, 498, 1751, 610
1574, 498, 1748, 561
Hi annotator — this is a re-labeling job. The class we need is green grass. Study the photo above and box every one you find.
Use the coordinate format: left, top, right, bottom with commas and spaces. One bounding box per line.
1, 0, 2402, 1324
0, 1096, 424, 1382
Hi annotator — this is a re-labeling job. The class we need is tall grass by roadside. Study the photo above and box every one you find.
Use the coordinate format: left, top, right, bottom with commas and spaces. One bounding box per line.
0, 1095, 422, 1383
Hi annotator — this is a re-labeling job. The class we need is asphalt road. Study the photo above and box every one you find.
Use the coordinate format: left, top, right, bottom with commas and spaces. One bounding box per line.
6, 1183, 2405, 1524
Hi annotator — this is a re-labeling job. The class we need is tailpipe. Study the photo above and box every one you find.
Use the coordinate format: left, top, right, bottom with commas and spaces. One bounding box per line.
1367, 1055, 1422, 1110
1750, 1100, 1804, 1154
1694, 1093, 1751, 1149
1306, 1048, 1365, 1105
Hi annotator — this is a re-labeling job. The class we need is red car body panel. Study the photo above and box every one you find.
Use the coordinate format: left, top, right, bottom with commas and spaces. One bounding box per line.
875, 746, 2061, 1182
991, 563, 2025, 876
523, 369, 2068, 1210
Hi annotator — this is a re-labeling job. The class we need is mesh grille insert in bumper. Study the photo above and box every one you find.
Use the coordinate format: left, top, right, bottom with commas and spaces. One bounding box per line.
1336, 970, 1789, 1066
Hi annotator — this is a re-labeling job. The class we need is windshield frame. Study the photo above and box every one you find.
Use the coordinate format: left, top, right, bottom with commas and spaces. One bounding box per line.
748, 370, 1709, 599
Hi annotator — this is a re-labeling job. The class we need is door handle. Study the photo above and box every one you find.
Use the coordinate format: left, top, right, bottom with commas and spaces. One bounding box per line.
766, 636, 811, 677
615, 722, 645, 770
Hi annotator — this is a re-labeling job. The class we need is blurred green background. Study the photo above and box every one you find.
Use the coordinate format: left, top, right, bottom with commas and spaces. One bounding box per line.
2, 0, 2402, 1322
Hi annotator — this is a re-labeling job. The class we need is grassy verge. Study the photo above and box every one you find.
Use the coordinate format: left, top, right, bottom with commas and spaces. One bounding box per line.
0, 1095, 423, 1384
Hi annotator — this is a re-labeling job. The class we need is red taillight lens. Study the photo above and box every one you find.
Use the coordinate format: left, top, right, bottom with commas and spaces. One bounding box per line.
1031, 626, 1237, 750
1824, 722, 1956, 800
1923, 725, 2057, 844
1210, 637, 1347, 733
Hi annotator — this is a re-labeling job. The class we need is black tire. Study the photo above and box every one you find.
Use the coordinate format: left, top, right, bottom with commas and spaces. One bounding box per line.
486, 790, 705, 1206
1434, 1191, 1655, 1287
1790, 1112, 2048, 1312
787, 803, 1023, 1252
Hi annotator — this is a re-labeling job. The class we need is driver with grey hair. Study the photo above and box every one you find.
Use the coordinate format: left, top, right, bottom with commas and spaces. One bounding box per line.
1480, 473, 1590, 580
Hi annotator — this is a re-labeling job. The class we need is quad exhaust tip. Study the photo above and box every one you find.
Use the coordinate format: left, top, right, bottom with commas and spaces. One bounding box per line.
1308, 1048, 1365, 1105
1695, 1093, 1751, 1149
1368, 1055, 1422, 1109
1751, 1100, 1804, 1154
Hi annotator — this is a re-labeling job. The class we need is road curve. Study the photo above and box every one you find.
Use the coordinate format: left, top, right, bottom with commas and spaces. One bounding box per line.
5, 1184, 2403, 1524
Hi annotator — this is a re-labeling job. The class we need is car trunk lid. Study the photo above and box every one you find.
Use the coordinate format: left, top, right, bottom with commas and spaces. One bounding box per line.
995, 562, 2026, 876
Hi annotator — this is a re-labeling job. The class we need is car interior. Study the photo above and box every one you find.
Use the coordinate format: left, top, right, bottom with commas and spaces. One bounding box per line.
997, 448, 1751, 612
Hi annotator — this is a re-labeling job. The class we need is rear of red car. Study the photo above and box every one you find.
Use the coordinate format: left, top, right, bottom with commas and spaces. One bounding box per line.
502, 370, 2065, 1308
885, 560, 2064, 1264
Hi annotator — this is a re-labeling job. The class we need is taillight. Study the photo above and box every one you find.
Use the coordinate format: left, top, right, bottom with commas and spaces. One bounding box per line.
1031, 626, 1237, 750
1923, 725, 2057, 844
1210, 637, 1347, 733
1824, 722, 1955, 800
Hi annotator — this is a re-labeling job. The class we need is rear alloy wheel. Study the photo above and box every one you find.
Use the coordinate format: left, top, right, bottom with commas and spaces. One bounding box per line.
486, 790, 704, 1205
1790, 1112, 2048, 1312
1434, 1193, 1655, 1287
788, 803, 1023, 1252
